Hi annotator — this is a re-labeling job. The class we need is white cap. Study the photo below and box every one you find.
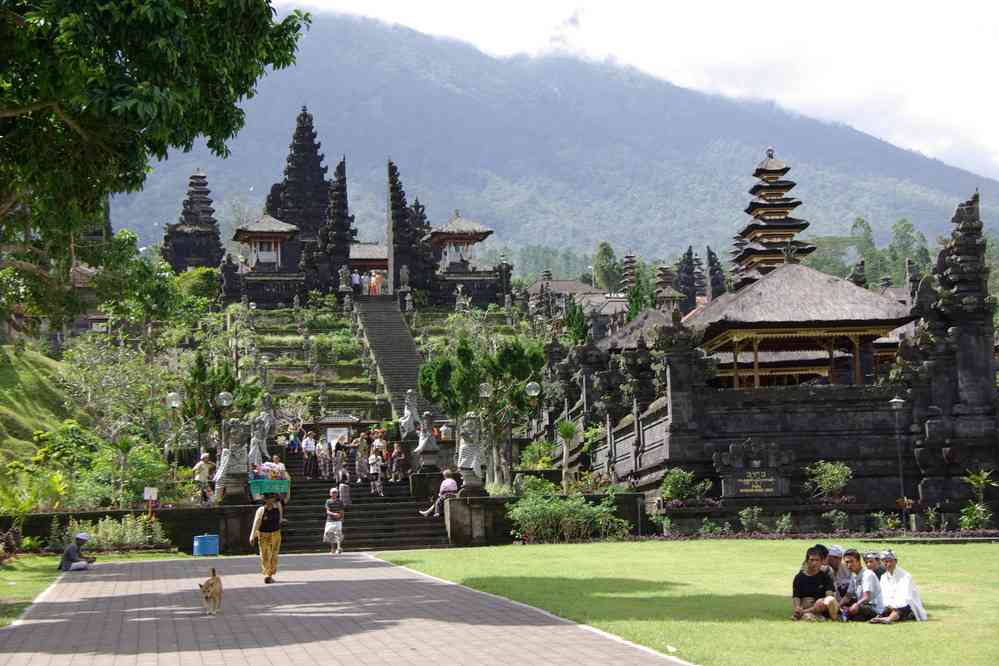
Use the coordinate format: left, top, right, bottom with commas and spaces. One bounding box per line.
201, 453, 210, 460
75, 532, 90, 541
828, 545, 844, 557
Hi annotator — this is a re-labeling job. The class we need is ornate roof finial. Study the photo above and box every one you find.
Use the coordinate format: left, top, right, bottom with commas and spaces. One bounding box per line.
766, 146, 775, 159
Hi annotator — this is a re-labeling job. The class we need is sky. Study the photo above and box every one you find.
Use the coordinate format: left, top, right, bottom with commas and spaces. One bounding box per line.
276, 0, 999, 181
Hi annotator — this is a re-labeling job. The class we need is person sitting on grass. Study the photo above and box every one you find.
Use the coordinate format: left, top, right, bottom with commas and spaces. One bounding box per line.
864, 551, 886, 579
59, 532, 96, 571
792, 546, 839, 621
419, 469, 459, 518
840, 548, 883, 621
871, 550, 927, 623
826, 544, 852, 602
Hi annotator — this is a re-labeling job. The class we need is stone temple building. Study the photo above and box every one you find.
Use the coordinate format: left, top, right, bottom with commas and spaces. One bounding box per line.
207, 106, 510, 307
161, 170, 224, 274
533, 149, 997, 519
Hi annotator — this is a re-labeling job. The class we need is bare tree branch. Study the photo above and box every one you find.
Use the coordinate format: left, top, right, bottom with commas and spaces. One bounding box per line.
0, 101, 55, 119
0, 191, 18, 219
0, 258, 52, 282
0, 243, 48, 259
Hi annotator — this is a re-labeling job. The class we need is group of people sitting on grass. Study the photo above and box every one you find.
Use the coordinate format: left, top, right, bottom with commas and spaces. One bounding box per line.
792, 544, 926, 623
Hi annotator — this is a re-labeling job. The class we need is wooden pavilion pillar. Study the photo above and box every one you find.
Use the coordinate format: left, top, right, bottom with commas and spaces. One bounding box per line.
851, 335, 862, 386
732, 339, 740, 389
752, 338, 761, 388
826, 338, 835, 383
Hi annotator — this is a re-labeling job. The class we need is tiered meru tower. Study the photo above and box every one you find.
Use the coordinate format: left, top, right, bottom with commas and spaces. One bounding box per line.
316, 157, 356, 290
161, 170, 224, 274
731, 148, 815, 290
265, 106, 331, 264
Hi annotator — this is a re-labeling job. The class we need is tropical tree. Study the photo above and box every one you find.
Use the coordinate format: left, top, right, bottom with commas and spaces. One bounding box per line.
592, 241, 622, 292
1, 1, 309, 327
557, 419, 579, 493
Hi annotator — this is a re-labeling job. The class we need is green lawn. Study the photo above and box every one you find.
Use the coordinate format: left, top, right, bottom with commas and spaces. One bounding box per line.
0, 552, 189, 628
0, 345, 88, 461
381, 540, 999, 666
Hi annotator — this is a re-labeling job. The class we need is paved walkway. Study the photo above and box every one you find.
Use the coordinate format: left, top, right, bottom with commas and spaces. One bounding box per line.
0, 554, 681, 666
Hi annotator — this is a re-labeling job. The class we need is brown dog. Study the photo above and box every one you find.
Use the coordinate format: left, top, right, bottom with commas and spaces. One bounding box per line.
198, 568, 223, 616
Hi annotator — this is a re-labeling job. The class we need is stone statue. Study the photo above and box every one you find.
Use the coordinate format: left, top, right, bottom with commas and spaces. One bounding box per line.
457, 411, 485, 495
414, 411, 440, 471
293, 293, 301, 310
399, 389, 418, 439
338, 264, 351, 290
218, 418, 251, 503
399, 264, 410, 288
248, 393, 275, 468
405, 292, 414, 312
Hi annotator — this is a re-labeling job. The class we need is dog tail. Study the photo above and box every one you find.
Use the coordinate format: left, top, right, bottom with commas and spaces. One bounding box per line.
210, 567, 216, 577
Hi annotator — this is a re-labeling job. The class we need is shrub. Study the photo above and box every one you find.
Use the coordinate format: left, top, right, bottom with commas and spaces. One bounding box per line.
655, 515, 675, 536
959, 503, 992, 530
803, 460, 853, 500
55, 515, 172, 551
698, 517, 729, 536
924, 504, 941, 531
507, 492, 631, 543
870, 511, 903, 531
738, 505, 765, 532
659, 468, 712, 503
821, 509, 850, 532
775, 513, 794, 535
519, 440, 557, 470
485, 482, 514, 496
519, 476, 559, 497
19, 536, 44, 552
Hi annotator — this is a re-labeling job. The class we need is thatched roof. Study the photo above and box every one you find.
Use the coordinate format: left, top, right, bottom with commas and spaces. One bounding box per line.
597, 309, 672, 350
687, 263, 915, 342
234, 214, 298, 237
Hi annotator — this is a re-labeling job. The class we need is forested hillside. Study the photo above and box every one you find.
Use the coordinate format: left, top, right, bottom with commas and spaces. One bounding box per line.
112, 13, 999, 257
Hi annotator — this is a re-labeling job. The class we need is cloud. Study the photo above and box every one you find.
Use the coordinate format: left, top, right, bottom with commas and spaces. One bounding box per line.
279, 1, 999, 180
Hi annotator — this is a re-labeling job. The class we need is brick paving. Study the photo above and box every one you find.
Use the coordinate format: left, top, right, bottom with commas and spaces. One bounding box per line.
0, 553, 682, 666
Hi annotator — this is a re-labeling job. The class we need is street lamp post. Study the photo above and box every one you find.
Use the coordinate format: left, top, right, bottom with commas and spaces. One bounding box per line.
166, 391, 182, 459
889, 395, 907, 527
216, 391, 233, 457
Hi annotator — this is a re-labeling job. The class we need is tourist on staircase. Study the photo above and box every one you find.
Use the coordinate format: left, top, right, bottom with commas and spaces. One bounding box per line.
420, 469, 458, 519
323, 487, 345, 555
391, 442, 410, 483
351, 269, 361, 295
337, 469, 352, 507
287, 426, 301, 455
302, 431, 319, 480
368, 449, 384, 497
354, 434, 369, 484
317, 435, 333, 480
361, 272, 371, 295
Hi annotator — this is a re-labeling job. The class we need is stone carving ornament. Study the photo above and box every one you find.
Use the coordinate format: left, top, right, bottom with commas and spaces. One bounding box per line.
399, 388, 418, 439
457, 411, 484, 492
414, 410, 440, 470
248, 393, 275, 467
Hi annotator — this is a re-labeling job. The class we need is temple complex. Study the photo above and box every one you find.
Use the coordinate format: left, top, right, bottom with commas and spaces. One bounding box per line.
160, 171, 224, 274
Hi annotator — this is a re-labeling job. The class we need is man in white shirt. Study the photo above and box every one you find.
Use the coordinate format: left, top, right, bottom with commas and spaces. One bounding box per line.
192, 453, 214, 503
871, 550, 927, 623
841, 548, 883, 621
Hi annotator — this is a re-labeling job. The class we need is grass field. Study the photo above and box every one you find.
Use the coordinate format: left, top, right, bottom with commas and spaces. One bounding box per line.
0, 552, 189, 628
0, 345, 87, 461
381, 540, 999, 666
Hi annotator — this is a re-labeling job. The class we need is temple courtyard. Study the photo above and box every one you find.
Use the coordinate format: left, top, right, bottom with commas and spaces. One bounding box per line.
1, 541, 996, 666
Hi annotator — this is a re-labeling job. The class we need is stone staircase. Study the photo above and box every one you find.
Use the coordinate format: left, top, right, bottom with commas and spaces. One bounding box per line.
354, 295, 438, 419
279, 451, 449, 552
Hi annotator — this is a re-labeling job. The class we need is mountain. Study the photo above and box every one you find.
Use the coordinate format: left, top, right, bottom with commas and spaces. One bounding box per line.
112, 13, 999, 260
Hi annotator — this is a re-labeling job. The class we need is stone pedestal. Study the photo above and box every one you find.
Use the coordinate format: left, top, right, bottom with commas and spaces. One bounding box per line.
409, 471, 444, 500
457, 469, 486, 497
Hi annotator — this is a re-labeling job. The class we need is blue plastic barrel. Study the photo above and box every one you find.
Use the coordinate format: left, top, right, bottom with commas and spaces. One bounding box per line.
193, 534, 219, 556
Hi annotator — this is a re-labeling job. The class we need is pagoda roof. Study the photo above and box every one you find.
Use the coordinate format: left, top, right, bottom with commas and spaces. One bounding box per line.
736, 217, 810, 236
753, 149, 790, 178
234, 215, 298, 237
745, 198, 802, 216
687, 263, 915, 350
749, 179, 797, 196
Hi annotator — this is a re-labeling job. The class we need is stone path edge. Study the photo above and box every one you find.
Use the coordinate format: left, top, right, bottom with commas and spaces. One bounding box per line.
368, 552, 695, 666
4, 570, 64, 631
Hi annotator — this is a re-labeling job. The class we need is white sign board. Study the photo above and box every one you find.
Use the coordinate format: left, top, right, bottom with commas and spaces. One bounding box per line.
326, 427, 350, 446
143, 487, 159, 501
